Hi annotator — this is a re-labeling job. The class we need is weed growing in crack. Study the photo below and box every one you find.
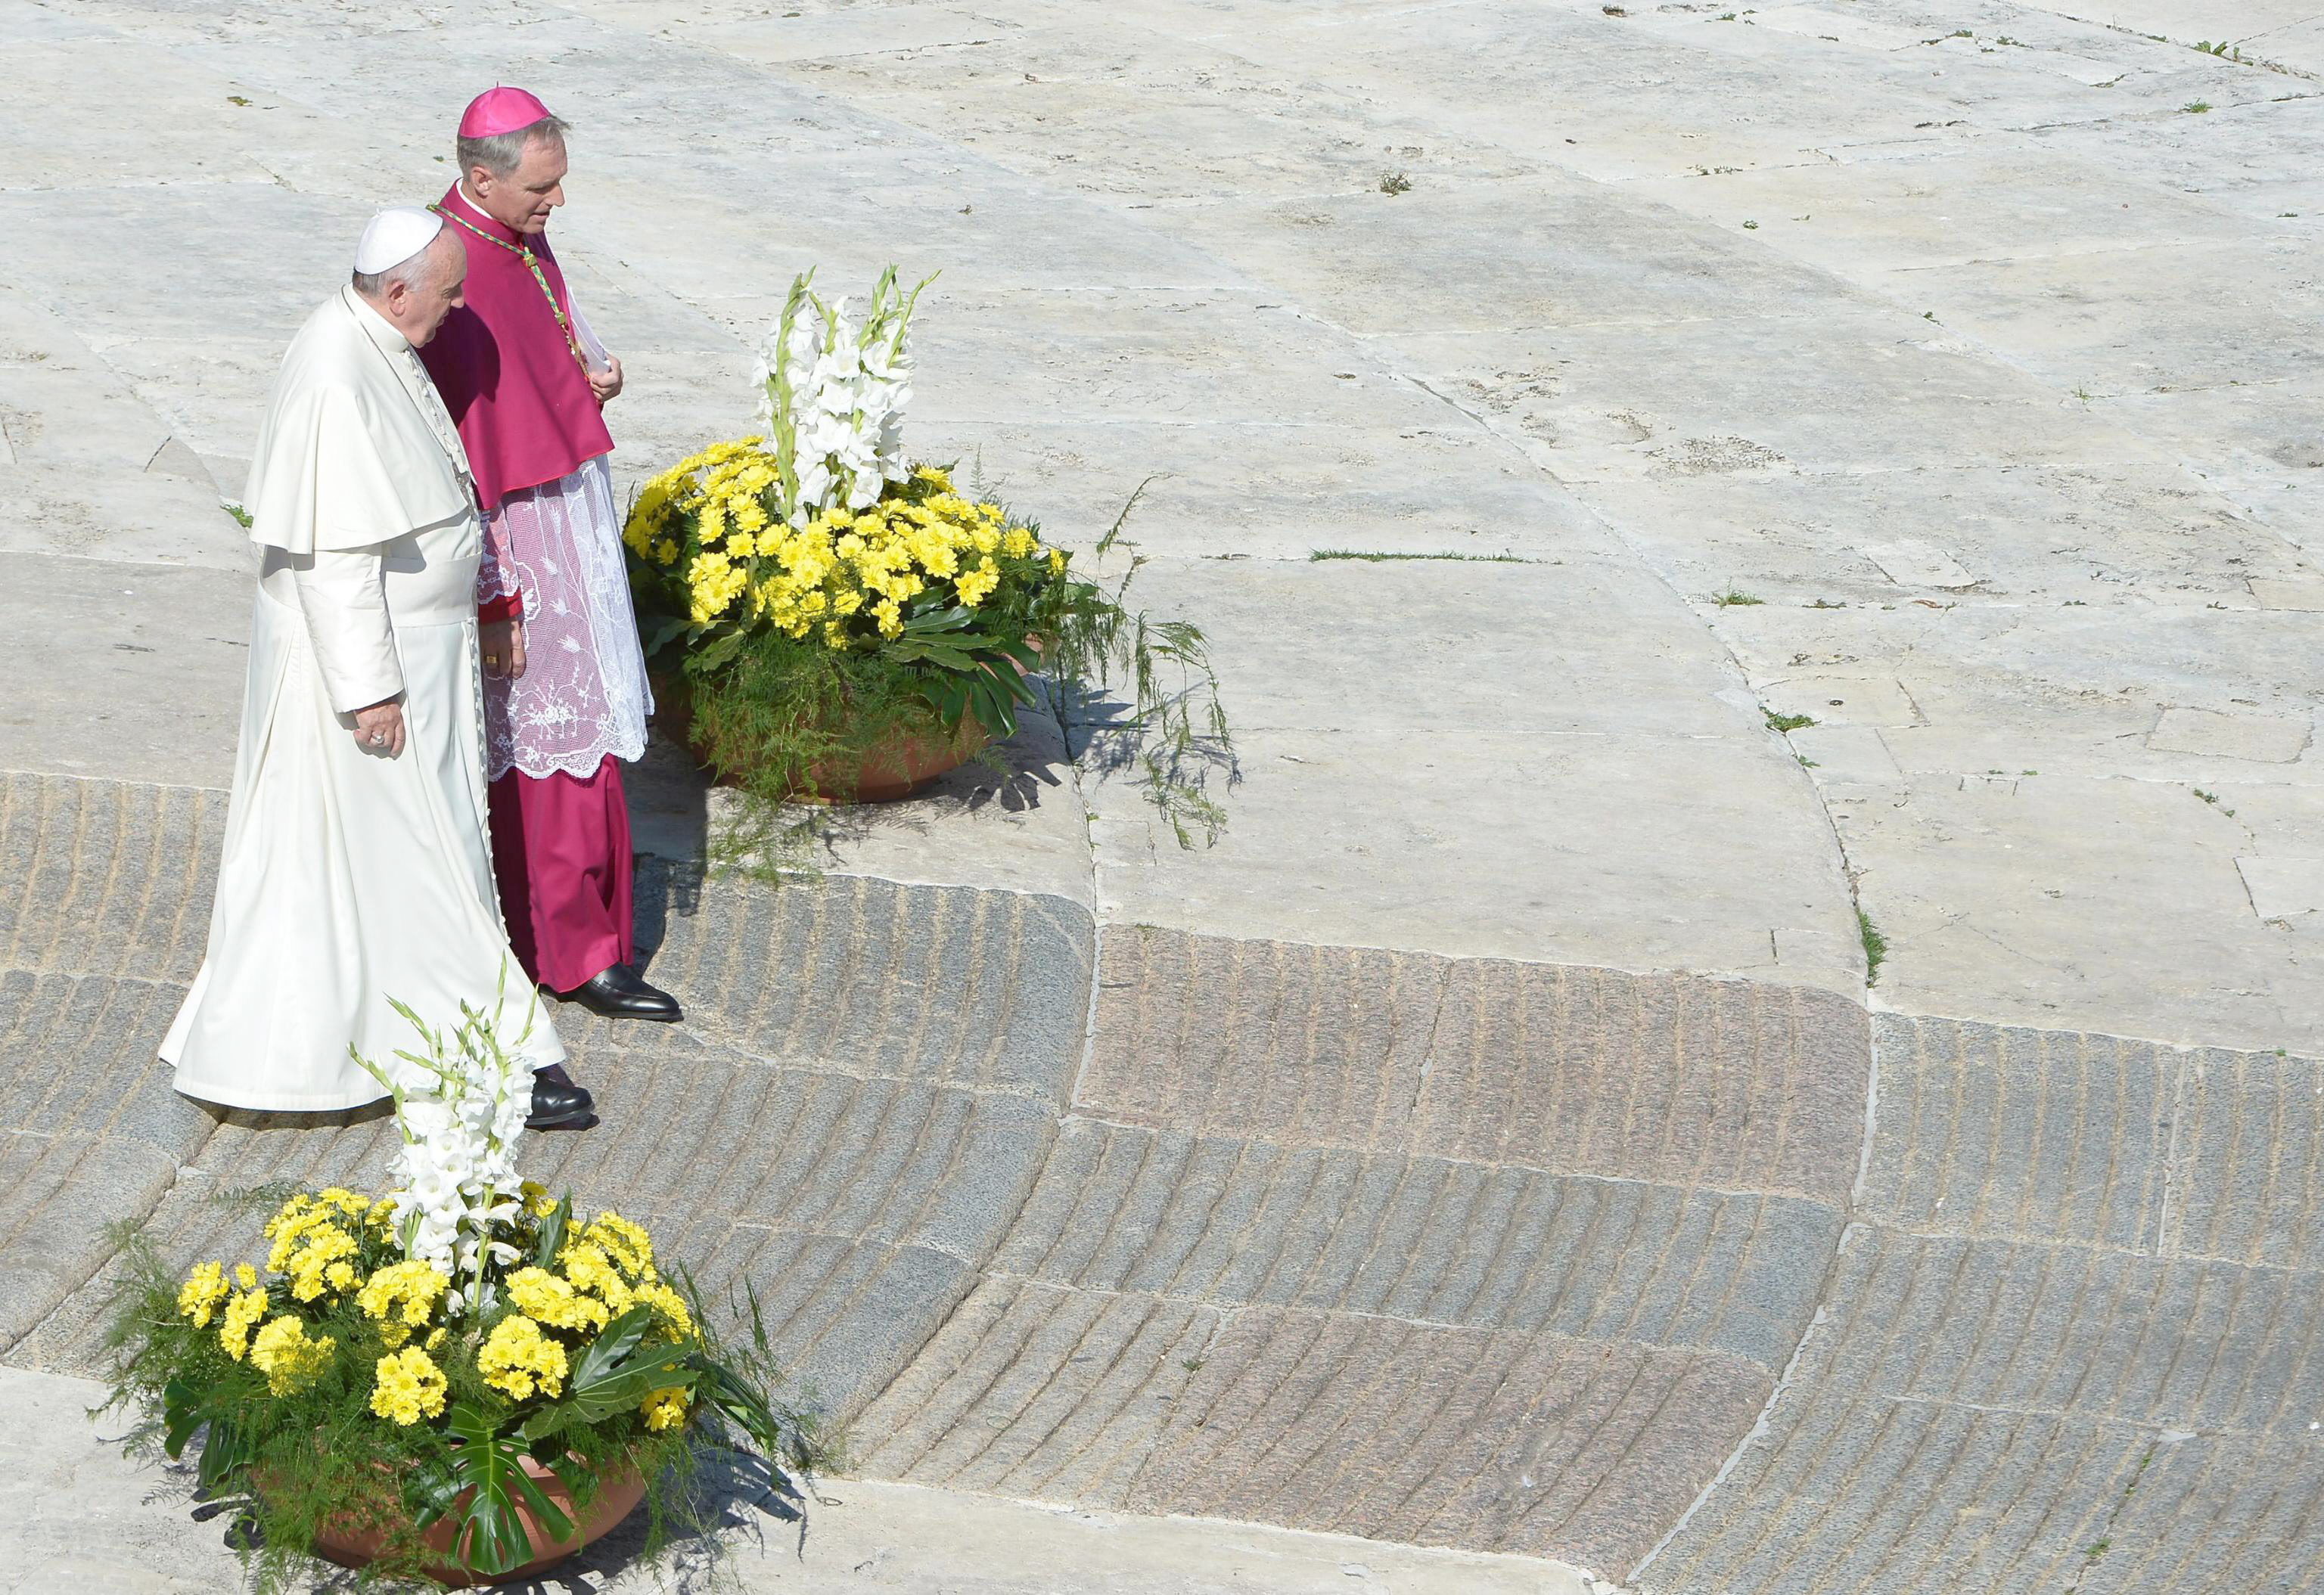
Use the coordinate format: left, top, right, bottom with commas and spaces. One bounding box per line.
1857, 908, 1888, 986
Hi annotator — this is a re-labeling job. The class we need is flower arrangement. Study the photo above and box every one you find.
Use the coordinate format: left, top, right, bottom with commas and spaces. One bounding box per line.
104, 1001, 822, 1590
627, 451, 1061, 747
623, 266, 1232, 845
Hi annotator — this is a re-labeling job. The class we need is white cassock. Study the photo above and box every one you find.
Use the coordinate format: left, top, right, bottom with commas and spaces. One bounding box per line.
163, 284, 564, 1111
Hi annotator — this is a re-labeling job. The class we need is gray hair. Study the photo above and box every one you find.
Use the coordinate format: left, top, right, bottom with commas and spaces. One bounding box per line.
351, 229, 453, 299
456, 113, 570, 181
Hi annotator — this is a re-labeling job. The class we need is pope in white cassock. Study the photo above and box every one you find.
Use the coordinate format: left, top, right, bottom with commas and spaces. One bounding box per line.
161, 208, 595, 1131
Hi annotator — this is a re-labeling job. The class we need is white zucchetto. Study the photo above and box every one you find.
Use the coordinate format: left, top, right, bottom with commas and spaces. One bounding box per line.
353, 206, 444, 274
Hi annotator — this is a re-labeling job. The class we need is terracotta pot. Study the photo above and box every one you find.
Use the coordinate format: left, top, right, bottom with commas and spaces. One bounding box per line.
648, 667, 996, 805
303, 1456, 645, 1589
797, 715, 989, 804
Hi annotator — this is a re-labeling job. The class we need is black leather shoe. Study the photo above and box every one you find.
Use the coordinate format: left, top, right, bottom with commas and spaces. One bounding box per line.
563, 964, 682, 1022
527, 1066, 595, 1130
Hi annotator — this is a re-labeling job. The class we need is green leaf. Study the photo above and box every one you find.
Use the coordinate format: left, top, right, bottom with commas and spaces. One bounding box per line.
521, 1307, 696, 1442
530, 1195, 572, 1271
642, 616, 690, 659
160, 1372, 259, 1491
194, 1409, 256, 1493
890, 638, 984, 672
924, 673, 970, 728
160, 1378, 202, 1460
407, 1453, 465, 1527
570, 1305, 653, 1384
992, 659, 1039, 706
442, 1403, 573, 1575
977, 682, 1021, 741
691, 628, 747, 673
901, 604, 975, 635
693, 1356, 784, 1457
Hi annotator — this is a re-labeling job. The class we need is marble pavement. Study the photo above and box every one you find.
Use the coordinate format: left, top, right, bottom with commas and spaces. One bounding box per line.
2, 1, 2319, 1590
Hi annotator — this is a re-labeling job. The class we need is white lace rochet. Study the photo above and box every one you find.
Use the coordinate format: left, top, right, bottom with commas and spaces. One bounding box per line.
477, 453, 653, 782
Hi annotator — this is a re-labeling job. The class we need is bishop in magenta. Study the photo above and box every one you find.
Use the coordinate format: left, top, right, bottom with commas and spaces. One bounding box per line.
420, 86, 680, 1024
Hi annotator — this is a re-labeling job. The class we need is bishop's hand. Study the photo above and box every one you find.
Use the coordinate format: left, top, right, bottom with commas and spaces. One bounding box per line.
352, 700, 405, 758
482, 617, 527, 681
588, 353, 623, 406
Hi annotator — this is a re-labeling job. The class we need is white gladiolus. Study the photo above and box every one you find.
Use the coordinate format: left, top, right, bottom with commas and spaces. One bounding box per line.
754, 266, 935, 528
351, 984, 540, 1319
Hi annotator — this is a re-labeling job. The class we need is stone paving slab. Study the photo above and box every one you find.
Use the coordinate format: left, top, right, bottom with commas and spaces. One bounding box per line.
1081, 929, 1868, 1198
0, 774, 226, 982
1627, 1012, 2324, 1595
853, 927, 1866, 1572
0, 563, 249, 790
867, 1278, 1773, 1575
0, 1130, 182, 1352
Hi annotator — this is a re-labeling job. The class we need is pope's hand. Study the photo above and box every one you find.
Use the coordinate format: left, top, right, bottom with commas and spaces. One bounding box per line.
352, 700, 405, 758
482, 617, 527, 681
588, 354, 623, 406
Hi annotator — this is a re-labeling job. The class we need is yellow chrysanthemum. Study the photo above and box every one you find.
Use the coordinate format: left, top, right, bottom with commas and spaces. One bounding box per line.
634, 1281, 696, 1342
477, 1314, 569, 1401
369, 1348, 449, 1426
561, 1241, 640, 1316
640, 1386, 690, 1432
587, 1213, 654, 1274
178, 1261, 229, 1328
560, 1242, 616, 1294
507, 1266, 611, 1335
1000, 526, 1035, 560
219, 1288, 269, 1361
249, 1315, 335, 1396
281, 1225, 359, 1303
266, 1196, 365, 1304
955, 561, 999, 607
235, 1263, 259, 1291
357, 1259, 448, 1348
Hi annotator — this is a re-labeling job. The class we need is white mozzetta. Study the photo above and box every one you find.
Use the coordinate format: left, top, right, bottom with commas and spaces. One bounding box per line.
240, 287, 474, 556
